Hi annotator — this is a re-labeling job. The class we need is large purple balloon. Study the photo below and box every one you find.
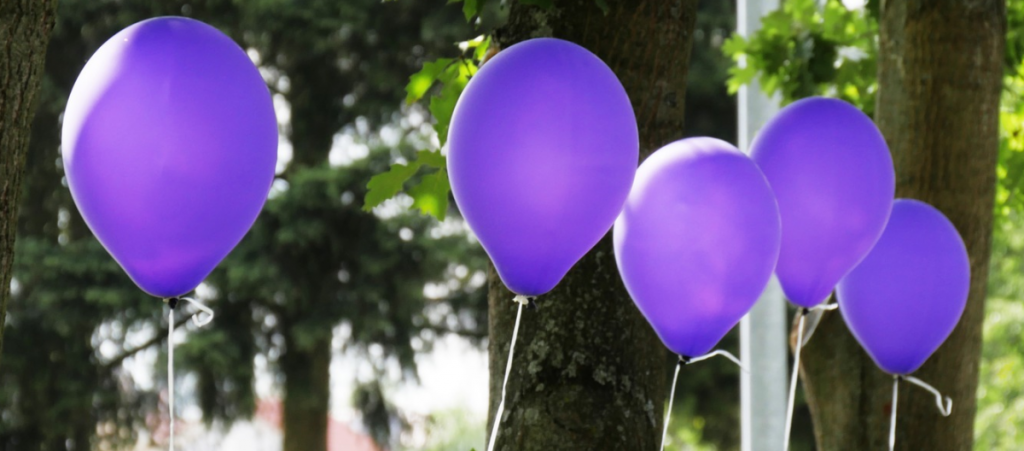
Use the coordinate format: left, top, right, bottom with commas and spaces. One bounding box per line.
614, 138, 781, 358
751, 97, 894, 307
448, 38, 638, 296
62, 17, 277, 298
837, 199, 970, 375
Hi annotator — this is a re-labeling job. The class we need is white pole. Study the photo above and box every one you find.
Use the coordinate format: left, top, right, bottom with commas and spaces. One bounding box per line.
738, 0, 786, 450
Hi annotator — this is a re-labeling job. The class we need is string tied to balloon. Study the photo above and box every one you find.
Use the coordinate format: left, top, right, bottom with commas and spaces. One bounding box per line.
888, 374, 952, 451
660, 349, 747, 451
783, 301, 839, 451
163, 296, 214, 451
486, 295, 533, 451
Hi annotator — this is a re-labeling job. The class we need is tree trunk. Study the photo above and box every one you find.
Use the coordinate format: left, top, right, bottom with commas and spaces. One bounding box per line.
0, 0, 57, 370
486, 1, 697, 449
282, 332, 332, 451
801, 1, 1005, 450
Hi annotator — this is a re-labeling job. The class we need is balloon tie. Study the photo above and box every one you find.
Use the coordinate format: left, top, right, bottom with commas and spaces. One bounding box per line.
904, 375, 953, 416
164, 296, 214, 451
486, 295, 530, 451
686, 349, 749, 373
661, 350, 747, 450
886, 374, 951, 451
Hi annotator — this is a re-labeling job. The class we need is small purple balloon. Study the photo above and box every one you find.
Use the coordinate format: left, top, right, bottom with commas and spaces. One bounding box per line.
448, 38, 638, 296
751, 97, 894, 307
837, 199, 970, 375
62, 17, 277, 298
614, 138, 781, 358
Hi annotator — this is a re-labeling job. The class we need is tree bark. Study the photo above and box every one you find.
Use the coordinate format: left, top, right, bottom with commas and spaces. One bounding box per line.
281, 332, 332, 451
0, 0, 57, 370
801, 1, 1005, 450
486, 1, 697, 449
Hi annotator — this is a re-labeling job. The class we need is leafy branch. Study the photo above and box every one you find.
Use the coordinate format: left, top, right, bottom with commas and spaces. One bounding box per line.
722, 0, 878, 115
362, 35, 492, 220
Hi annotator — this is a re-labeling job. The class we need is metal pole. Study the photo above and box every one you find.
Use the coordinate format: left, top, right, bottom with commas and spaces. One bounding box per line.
738, 0, 786, 450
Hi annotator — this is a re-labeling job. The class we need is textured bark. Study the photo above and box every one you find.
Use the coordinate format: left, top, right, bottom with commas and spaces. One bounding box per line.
801, 1, 1005, 450
0, 0, 58, 370
281, 333, 332, 451
486, 1, 697, 450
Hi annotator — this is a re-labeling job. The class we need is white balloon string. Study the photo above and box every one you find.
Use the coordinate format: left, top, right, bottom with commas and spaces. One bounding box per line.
165, 296, 215, 451
660, 349, 747, 450
687, 349, 749, 373
167, 302, 174, 451
486, 295, 529, 451
904, 375, 953, 416
889, 376, 899, 451
783, 311, 806, 451
659, 359, 683, 451
810, 302, 839, 312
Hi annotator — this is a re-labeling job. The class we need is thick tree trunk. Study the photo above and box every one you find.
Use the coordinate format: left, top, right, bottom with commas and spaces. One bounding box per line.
801, 1, 1005, 450
486, 1, 697, 450
0, 0, 57, 369
281, 332, 332, 451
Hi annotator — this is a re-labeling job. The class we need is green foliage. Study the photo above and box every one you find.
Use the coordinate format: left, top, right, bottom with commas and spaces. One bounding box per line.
410, 168, 451, 219
411, 407, 485, 451
364, 36, 491, 219
2, 238, 159, 449
365, 150, 450, 219
365, 162, 426, 210
998, 59, 1024, 220
722, 0, 877, 115
977, 213, 1024, 450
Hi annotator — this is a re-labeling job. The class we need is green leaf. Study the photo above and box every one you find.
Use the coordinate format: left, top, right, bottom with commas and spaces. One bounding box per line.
363, 162, 422, 211
416, 150, 446, 168
760, 10, 793, 36
430, 62, 472, 144
405, 58, 454, 105
473, 35, 492, 62
595, 0, 609, 15
721, 35, 747, 58
409, 169, 451, 220
462, 0, 479, 22
726, 65, 758, 94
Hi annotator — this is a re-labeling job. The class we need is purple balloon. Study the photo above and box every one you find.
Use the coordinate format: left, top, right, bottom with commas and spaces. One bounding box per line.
837, 199, 970, 375
751, 97, 894, 307
62, 17, 277, 298
614, 138, 781, 358
448, 38, 638, 296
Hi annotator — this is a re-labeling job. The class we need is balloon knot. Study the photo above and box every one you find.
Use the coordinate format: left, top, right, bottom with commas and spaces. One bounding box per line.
679, 355, 691, 365
512, 295, 531, 306
167, 297, 179, 309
